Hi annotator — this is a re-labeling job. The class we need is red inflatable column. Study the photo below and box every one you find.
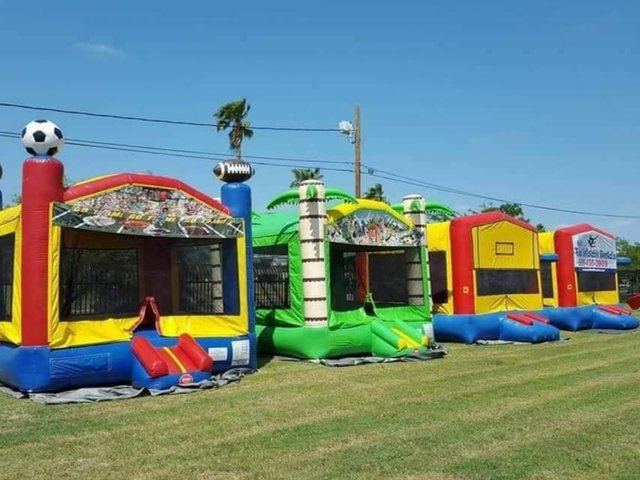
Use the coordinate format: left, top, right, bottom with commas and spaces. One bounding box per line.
450, 219, 475, 314
21, 158, 64, 346
554, 229, 577, 307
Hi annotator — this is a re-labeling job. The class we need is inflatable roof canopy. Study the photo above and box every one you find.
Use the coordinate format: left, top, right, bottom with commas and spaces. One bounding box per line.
427, 211, 542, 315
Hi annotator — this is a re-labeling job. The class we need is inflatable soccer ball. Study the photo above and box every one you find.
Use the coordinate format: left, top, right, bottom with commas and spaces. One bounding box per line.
21, 120, 64, 157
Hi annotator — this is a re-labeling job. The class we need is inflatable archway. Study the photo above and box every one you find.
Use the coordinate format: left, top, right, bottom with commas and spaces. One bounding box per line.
0, 128, 257, 392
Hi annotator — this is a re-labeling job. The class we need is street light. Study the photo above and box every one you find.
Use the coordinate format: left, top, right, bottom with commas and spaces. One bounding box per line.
338, 120, 355, 144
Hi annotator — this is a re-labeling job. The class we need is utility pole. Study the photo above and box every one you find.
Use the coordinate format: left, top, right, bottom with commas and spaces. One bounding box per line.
354, 105, 361, 197
338, 107, 362, 197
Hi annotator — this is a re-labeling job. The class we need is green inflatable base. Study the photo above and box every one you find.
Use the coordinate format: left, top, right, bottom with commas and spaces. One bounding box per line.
256, 319, 433, 359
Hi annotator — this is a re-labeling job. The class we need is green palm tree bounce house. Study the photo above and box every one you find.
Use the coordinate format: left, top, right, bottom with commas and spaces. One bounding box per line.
252, 180, 450, 359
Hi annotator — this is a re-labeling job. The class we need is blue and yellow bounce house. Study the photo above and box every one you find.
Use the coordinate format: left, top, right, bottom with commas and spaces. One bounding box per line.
0, 120, 257, 392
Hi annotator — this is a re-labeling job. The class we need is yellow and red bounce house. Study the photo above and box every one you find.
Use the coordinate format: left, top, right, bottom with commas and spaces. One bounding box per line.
427, 211, 560, 343
0, 149, 257, 392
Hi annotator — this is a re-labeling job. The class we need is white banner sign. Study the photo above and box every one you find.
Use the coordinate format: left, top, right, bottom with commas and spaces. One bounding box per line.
572, 230, 617, 272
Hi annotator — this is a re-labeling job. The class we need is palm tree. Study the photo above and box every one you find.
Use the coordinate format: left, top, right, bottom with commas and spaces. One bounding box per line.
363, 183, 387, 203
290, 168, 323, 188
213, 99, 253, 159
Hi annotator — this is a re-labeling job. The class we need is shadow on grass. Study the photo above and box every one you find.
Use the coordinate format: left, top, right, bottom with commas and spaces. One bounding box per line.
257, 355, 276, 368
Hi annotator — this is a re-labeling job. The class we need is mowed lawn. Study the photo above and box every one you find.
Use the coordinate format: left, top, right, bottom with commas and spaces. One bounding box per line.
1, 330, 639, 480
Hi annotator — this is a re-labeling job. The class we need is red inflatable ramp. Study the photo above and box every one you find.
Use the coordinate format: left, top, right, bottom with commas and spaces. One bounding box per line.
523, 312, 550, 324
132, 335, 213, 378
598, 305, 631, 316
605, 305, 632, 315
506, 313, 534, 326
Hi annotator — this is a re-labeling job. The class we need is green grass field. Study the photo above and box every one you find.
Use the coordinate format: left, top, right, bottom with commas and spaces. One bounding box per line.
1, 330, 639, 480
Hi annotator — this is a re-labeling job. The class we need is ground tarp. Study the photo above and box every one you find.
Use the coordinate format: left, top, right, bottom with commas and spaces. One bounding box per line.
0, 368, 253, 404
271, 344, 448, 366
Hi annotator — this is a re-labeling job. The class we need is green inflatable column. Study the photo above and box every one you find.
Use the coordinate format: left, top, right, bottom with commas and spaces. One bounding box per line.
299, 180, 328, 327
402, 194, 435, 342
402, 194, 428, 307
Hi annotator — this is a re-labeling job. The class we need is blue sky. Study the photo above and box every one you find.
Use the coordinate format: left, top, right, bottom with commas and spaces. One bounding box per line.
1, 1, 639, 240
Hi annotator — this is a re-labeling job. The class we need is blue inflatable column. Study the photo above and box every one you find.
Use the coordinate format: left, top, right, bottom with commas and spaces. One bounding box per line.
221, 182, 255, 338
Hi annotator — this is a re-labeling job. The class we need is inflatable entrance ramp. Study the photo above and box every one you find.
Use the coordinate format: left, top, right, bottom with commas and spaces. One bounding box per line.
591, 305, 638, 330
543, 304, 639, 331
132, 334, 213, 390
433, 311, 560, 344
370, 320, 430, 357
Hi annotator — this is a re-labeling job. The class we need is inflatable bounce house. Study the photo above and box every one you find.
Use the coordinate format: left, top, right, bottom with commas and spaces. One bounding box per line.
252, 180, 439, 359
426, 211, 560, 343
538, 225, 638, 330
0, 120, 257, 392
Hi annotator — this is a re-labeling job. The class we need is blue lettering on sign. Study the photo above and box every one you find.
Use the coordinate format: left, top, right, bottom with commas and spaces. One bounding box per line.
574, 247, 615, 259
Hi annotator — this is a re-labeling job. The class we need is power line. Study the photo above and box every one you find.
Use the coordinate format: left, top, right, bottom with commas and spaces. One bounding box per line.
362, 165, 640, 219
0, 102, 340, 132
0, 130, 352, 166
0, 132, 353, 173
1, 131, 638, 219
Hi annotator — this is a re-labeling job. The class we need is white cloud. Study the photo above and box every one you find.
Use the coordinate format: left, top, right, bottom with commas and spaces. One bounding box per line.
73, 41, 124, 58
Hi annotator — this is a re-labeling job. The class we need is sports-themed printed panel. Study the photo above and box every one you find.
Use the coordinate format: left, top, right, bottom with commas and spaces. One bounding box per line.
52, 185, 244, 238
326, 209, 421, 247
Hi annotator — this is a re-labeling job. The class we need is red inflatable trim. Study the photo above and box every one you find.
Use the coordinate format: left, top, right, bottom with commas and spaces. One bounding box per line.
598, 305, 631, 316
64, 173, 231, 216
130, 296, 161, 333
506, 312, 534, 325
523, 311, 550, 324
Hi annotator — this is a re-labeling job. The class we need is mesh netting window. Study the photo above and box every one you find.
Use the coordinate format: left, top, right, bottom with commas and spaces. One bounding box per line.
60, 249, 139, 319
429, 251, 448, 304
253, 245, 290, 308
618, 270, 640, 300
368, 250, 414, 305
330, 249, 363, 311
330, 245, 421, 310
175, 241, 229, 314
577, 271, 617, 292
475, 269, 539, 296
540, 262, 555, 299
0, 235, 15, 321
